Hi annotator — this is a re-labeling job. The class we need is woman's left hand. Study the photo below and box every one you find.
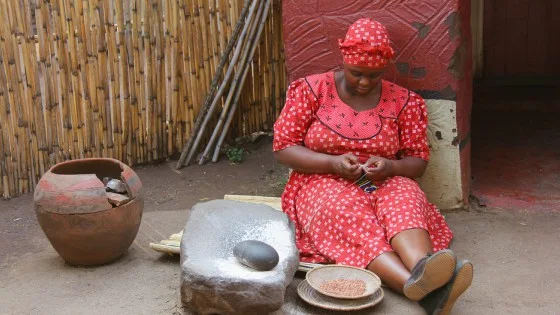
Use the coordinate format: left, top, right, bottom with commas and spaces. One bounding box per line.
363, 156, 394, 182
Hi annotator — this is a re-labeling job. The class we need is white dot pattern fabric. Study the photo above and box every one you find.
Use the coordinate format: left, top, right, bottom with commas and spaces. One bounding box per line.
273, 72, 453, 267
338, 18, 395, 68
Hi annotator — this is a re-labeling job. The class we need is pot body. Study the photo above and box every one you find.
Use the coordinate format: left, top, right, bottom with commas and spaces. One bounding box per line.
34, 158, 143, 266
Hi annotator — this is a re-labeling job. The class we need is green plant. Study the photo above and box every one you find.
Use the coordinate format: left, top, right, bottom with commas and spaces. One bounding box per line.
225, 147, 244, 164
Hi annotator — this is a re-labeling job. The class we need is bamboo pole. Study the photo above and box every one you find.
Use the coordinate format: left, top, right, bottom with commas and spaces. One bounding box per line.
96, 1, 110, 159
3, 1, 23, 195
125, 0, 138, 164
195, 0, 207, 99
131, 0, 144, 163
140, 0, 150, 163
207, 0, 216, 80
154, 0, 164, 161
272, 1, 280, 119
145, 1, 154, 161
62, 0, 83, 161
90, 0, 102, 159
125, 0, 136, 165
117, 0, 128, 162
105, 0, 117, 160
50, 1, 67, 163
192, 0, 204, 132
21, 0, 43, 189
177, 2, 189, 147
216, 0, 226, 61
0, 0, 286, 199
212, 0, 272, 162
171, 0, 179, 155
13, 2, 33, 193
180, 0, 201, 161
0, 52, 11, 199
265, 14, 273, 129
193, 0, 261, 165
4, 1, 19, 194
175, 0, 251, 169
115, 0, 131, 164
72, 0, 90, 159
83, 0, 97, 158
163, 0, 172, 156
162, 0, 171, 157
36, 0, 55, 165
199, 0, 265, 164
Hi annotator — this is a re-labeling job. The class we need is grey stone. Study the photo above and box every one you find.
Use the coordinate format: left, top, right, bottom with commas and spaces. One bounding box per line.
180, 200, 299, 315
233, 240, 279, 271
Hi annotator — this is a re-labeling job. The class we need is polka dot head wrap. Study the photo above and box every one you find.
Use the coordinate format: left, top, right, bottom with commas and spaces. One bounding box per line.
339, 18, 395, 68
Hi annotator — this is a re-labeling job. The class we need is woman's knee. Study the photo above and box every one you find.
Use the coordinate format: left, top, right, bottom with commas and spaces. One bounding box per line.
384, 176, 422, 191
382, 176, 427, 201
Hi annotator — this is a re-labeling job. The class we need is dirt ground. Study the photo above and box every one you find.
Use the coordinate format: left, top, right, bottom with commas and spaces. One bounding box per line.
1, 137, 559, 314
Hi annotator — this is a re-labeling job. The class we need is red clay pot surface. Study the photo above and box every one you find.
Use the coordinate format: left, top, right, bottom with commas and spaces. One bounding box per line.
34, 158, 143, 266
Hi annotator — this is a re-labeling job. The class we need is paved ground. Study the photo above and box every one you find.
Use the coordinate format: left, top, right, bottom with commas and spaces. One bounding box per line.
1, 138, 559, 314
471, 110, 560, 211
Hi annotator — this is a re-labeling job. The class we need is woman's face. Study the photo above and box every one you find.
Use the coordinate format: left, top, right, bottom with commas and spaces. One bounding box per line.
342, 64, 386, 96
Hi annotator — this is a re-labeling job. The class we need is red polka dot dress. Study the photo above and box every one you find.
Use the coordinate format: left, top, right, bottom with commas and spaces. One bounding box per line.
273, 72, 453, 268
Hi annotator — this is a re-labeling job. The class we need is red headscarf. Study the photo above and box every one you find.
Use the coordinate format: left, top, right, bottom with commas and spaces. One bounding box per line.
339, 18, 395, 69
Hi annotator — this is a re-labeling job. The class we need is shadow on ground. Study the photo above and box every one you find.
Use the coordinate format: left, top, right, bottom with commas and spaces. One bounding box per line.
1, 138, 559, 314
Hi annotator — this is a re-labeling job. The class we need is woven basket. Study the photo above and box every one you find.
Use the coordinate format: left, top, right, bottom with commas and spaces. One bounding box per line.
306, 265, 382, 299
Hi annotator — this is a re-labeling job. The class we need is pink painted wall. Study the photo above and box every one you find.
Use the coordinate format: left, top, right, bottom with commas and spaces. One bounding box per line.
282, 0, 473, 203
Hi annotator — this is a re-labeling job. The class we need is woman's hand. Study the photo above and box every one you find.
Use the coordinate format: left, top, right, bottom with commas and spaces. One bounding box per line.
363, 156, 394, 182
330, 153, 363, 180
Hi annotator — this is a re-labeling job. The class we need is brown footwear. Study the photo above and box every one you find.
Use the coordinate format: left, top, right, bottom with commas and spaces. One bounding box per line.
419, 259, 474, 315
403, 249, 457, 301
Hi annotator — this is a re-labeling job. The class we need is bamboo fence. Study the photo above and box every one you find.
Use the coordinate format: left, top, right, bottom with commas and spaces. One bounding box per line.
0, 0, 286, 199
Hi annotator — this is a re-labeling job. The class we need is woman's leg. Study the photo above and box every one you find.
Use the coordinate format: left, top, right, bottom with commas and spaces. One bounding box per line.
374, 176, 456, 300
296, 177, 410, 284
391, 228, 433, 270
366, 229, 453, 296
366, 252, 410, 294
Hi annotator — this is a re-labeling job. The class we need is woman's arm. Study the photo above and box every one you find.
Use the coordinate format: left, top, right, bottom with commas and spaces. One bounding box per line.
390, 156, 427, 178
274, 145, 334, 174
363, 155, 427, 181
274, 146, 363, 180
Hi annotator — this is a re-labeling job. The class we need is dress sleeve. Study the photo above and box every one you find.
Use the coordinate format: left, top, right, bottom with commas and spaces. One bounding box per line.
273, 78, 318, 152
397, 92, 430, 161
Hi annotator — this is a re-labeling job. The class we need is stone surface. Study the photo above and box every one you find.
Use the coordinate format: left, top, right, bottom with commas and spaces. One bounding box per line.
233, 240, 280, 271
180, 200, 299, 315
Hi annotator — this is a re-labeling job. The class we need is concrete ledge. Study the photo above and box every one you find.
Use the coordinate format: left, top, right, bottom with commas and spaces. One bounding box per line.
417, 99, 464, 210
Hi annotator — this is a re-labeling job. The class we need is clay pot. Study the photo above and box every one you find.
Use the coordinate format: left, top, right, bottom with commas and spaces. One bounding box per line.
34, 158, 143, 266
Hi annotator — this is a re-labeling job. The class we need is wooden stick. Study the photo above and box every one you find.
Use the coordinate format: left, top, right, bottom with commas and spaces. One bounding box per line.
223, 194, 281, 210
0, 0, 286, 198
129, 0, 140, 163
169, 232, 183, 241
199, 0, 265, 164
174, 0, 251, 169
211, 0, 272, 163
149, 243, 180, 254
160, 239, 180, 246
170, 0, 179, 155
188, 0, 260, 166
0, 45, 11, 198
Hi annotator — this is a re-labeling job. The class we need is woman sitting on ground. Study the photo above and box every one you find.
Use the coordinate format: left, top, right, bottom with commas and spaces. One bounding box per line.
273, 18, 473, 314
